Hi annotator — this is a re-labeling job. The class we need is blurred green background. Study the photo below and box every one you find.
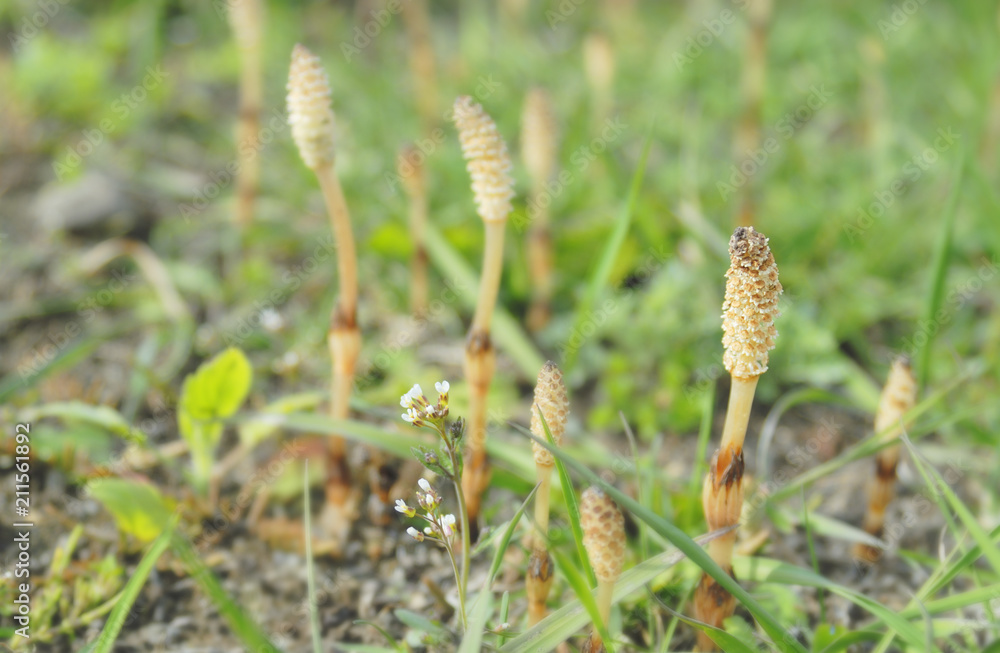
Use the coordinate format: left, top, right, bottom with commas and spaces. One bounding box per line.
2, 0, 998, 471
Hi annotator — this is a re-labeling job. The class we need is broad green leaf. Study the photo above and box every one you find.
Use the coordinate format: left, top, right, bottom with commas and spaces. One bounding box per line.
179, 347, 253, 488
180, 347, 253, 428
88, 478, 175, 542
812, 623, 849, 651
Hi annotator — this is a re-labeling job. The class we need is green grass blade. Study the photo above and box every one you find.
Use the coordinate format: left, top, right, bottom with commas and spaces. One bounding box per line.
737, 557, 933, 651
526, 432, 807, 653
535, 415, 596, 588
900, 434, 1000, 576
816, 630, 884, 653
659, 604, 762, 653
458, 591, 493, 653
757, 388, 853, 479
689, 381, 716, 495
265, 412, 537, 482
171, 533, 281, 652
84, 516, 177, 653
564, 124, 654, 371
916, 156, 962, 392
500, 531, 728, 652
497, 591, 511, 646
553, 548, 615, 652
394, 609, 451, 640
767, 368, 973, 502
486, 483, 538, 588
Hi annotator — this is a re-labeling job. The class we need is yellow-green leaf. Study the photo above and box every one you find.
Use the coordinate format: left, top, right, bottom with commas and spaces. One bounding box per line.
88, 478, 175, 542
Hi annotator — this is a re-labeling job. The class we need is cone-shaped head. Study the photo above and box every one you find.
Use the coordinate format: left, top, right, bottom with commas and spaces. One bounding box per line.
287, 44, 335, 169
452, 96, 515, 224
580, 486, 625, 584
722, 226, 782, 379
531, 361, 569, 467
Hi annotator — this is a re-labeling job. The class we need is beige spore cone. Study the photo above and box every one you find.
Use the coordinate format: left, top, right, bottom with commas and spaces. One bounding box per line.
721, 226, 782, 380
452, 96, 515, 224
531, 361, 569, 467
287, 44, 336, 170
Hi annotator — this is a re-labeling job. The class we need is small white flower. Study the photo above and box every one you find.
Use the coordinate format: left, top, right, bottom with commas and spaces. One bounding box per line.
401, 411, 415, 423
400, 384, 424, 408
418, 478, 432, 492
435, 380, 450, 395
425, 493, 436, 508
406, 526, 424, 541
441, 513, 456, 538
424, 525, 436, 536
394, 499, 414, 517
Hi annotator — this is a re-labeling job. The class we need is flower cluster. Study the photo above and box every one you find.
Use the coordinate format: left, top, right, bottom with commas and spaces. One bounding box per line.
395, 478, 458, 544
400, 381, 450, 427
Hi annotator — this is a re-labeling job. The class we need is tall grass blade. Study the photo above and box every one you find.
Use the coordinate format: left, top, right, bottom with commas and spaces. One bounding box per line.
916, 156, 962, 392
564, 124, 654, 371
171, 533, 280, 652
83, 516, 177, 653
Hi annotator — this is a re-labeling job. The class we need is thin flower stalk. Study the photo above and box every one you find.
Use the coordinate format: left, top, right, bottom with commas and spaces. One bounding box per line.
694, 226, 781, 651
451, 96, 515, 532
398, 382, 473, 630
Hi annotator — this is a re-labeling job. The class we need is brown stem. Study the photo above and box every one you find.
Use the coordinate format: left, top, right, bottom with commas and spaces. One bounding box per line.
526, 193, 553, 331
461, 329, 495, 529
462, 219, 505, 527
693, 374, 757, 651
